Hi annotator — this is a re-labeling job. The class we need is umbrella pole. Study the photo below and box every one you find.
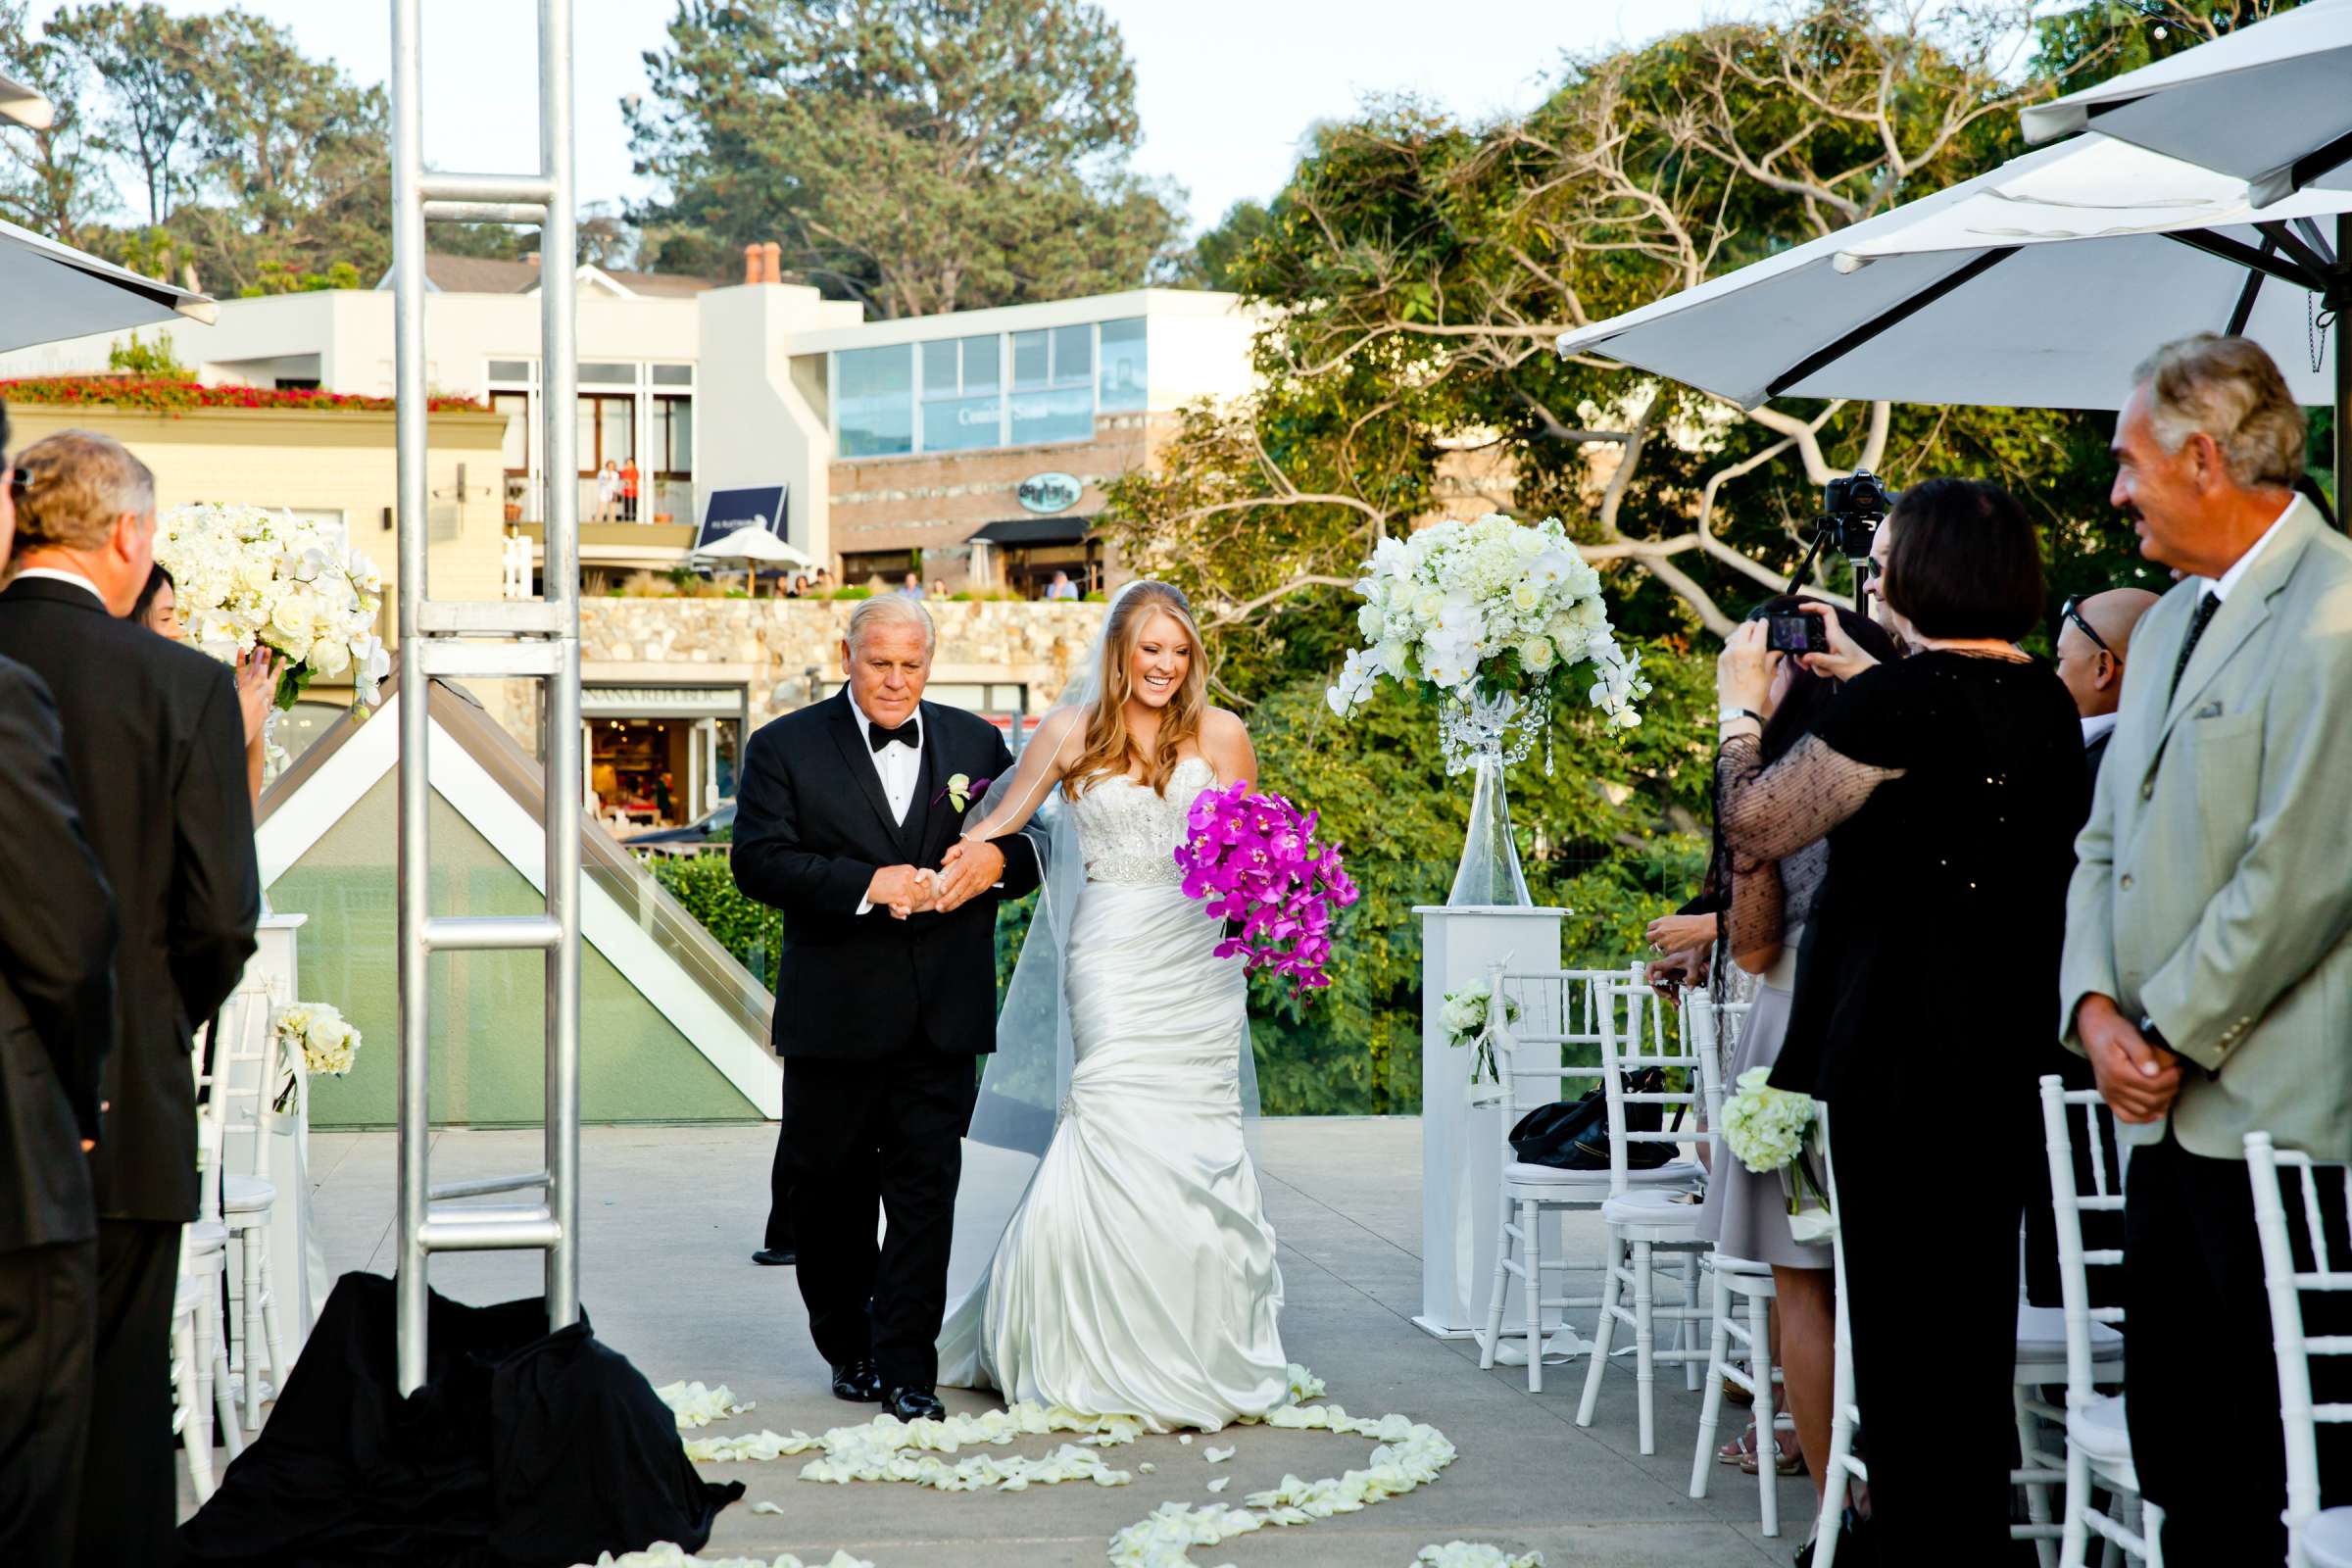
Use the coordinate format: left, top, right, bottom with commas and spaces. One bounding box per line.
2337, 216, 2348, 522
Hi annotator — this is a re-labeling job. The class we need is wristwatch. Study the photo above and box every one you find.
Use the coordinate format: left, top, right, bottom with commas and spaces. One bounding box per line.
1717, 706, 1763, 728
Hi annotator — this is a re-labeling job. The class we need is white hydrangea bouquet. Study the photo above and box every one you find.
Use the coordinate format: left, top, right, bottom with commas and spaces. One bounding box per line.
1324, 514, 1647, 765
1720, 1066, 1833, 1244
272, 1002, 362, 1111
1440, 978, 1519, 1105
156, 502, 390, 715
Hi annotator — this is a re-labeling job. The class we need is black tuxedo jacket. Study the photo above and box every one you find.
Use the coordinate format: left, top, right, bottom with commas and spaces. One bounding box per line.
0, 654, 117, 1251
730, 691, 1044, 1058
0, 577, 259, 1222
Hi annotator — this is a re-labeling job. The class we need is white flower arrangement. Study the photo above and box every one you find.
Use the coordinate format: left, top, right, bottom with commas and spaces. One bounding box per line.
1324, 513, 1647, 732
1441, 979, 1520, 1103
1719, 1066, 1813, 1174
1720, 1066, 1834, 1244
276, 1003, 360, 1078
155, 501, 390, 711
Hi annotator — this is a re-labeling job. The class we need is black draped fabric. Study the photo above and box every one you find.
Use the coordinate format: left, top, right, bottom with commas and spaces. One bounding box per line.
180, 1273, 741, 1567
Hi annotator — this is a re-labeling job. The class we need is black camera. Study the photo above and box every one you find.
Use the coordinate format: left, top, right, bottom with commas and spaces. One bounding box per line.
1765, 612, 1828, 655
1820, 470, 1894, 564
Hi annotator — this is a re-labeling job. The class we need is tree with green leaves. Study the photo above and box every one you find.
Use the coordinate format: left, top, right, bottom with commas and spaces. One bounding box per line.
45, 0, 208, 227
1103, 1, 2157, 659
628, 0, 1186, 314
0, 1, 104, 240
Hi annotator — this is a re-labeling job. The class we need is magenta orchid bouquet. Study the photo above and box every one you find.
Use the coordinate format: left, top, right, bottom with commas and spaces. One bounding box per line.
1174, 781, 1360, 995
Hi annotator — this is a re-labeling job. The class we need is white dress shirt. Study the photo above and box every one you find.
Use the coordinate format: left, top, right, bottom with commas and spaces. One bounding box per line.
2200, 498, 2297, 604
850, 692, 922, 913
2080, 710, 2119, 749
12, 566, 107, 604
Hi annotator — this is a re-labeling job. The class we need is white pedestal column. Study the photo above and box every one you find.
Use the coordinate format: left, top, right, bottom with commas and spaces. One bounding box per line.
1413, 903, 1562, 1339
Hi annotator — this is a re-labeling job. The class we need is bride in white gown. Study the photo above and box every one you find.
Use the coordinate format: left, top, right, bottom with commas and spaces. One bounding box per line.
934, 580, 1288, 1432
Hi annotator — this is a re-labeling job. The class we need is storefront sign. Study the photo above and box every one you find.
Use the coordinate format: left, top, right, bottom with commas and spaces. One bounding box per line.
1015, 471, 1082, 514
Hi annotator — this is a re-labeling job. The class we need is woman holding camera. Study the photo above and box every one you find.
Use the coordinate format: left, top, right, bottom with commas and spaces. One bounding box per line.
1715, 479, 2086, 1560
1698, 595, 1897, 1497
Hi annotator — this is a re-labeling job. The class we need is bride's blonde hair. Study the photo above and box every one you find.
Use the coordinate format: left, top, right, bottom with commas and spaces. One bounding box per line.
1068, 581, 1207, 799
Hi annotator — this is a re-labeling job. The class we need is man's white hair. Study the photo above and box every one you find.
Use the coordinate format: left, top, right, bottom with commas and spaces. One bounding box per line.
846, 591, 936, 655
2133, 333, 2305, 492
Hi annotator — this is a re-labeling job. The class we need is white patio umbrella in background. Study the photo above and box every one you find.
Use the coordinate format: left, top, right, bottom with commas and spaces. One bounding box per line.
1553, 133, 2352, 507
0, 71, 52, 129
0, 212, 217, 350
2023, 0, 2352, 206
692, 523, 813, 598
2020, 0, 2352, 504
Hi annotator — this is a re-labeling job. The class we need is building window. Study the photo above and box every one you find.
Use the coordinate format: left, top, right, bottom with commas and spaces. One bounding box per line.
1008, 325, 1094, 445
579, 361, 634, 386
493, 391, 532, 523
837, 345, 913, 458
840, 549, 919, 588
1099, 318, 1146, 412
656, 396, 693, 477
488, 358, 536, 383
920, 333, 1003, 453
651, 363, 694, 387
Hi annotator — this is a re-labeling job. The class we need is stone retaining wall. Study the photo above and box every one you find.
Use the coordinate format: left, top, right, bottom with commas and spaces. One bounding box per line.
578, 595, 1108, 731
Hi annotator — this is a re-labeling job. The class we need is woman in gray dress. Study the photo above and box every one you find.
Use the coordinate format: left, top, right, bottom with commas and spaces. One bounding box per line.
1695, 595, 1898, 1493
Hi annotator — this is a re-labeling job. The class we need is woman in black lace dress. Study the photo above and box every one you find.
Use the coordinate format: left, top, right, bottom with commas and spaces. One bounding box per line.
1716, 480, 2086, 1561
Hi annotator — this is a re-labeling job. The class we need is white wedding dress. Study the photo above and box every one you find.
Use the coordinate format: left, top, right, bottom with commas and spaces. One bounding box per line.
937, 756, 1288, 1431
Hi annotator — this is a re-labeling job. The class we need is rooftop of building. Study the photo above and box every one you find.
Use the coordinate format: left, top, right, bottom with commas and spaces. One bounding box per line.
401, 252, 719, 300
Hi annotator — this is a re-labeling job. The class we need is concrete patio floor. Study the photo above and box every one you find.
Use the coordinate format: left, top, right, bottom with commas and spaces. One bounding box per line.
262, 1117, 1800, 1567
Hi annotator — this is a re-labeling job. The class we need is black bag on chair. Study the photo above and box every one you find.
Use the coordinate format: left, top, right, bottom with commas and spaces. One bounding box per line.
1507, 1066, 1681, 1172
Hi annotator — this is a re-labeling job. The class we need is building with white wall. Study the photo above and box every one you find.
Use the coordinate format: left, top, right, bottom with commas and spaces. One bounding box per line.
0, 255, 1257, 591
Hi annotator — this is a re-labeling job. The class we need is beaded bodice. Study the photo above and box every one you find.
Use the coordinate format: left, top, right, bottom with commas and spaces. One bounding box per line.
1071, 756, 1217, 886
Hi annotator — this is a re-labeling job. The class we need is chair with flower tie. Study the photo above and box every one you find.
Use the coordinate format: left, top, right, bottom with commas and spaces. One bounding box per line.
2247, 1131, 2352, 1568
1571, 965, 1718, 1455
199, 968, 293, 1429
1476, 962, 1705, 1396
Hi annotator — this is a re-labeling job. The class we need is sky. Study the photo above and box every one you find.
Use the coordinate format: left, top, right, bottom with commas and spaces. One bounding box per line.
30, 0, 1752, 237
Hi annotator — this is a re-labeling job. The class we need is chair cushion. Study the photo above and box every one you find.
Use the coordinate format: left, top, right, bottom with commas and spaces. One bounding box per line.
2067, 1394, 2133, 1466
1504, 1157, 1703, 1192
186, 1220, 228, 1252
221, 1174, 277, 1213
1708, 1252, 1776, 1279
2304, 1507, 2352, 1568
174, 1275, 202, 1319
1600, 1189, 1703, 1231
2015, 1303, 2123, 1365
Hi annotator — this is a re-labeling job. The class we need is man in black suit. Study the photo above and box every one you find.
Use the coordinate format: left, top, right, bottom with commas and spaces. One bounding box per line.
2025, 585, 2159, 1309
731, 594, 1042, 1422
0, 429, 259, 1565
0, 411, 120, 1564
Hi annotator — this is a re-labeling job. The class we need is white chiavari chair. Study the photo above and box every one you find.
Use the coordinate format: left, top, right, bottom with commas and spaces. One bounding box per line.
2024, 1076, 2156, 1566
200, 969, 292, 1428
1573, 965, 1717, 1454
1476, 963, 1704, 1394
1686, 994, 1793, 1535
2248, 1131, 2352, 1568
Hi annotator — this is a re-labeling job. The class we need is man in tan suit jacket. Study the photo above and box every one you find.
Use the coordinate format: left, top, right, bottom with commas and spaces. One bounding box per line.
2060, 335, 2352, 1562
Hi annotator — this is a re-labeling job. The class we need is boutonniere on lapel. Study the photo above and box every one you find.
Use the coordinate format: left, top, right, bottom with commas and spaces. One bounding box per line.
932, 773, 992, 813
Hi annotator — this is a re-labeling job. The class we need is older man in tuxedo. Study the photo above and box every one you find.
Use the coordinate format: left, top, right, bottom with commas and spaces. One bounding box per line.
0, 429, 259, 1565
0, 410, 119, 1563
731, 594, 1043, 1423
2061, 335, 2352, 1561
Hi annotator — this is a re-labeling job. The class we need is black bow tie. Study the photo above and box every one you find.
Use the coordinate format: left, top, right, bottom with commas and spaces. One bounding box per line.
868, 717, 919, 753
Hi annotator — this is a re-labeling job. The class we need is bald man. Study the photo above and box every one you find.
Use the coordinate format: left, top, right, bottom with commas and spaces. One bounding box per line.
2055, 587, 2160, 777
2025, 585, 2161, 1308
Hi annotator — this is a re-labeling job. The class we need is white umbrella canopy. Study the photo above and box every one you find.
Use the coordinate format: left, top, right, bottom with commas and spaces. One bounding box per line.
0, 71, 53, 129
1555, 135, 2349, 412
691, 524, 813, 596
2022, 0, 2352, 207
693, 524, 813, 567
0, 212, 217, 351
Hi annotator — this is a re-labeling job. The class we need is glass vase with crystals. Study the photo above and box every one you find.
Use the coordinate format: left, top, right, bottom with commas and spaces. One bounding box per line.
1325, 514, 1648, 906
